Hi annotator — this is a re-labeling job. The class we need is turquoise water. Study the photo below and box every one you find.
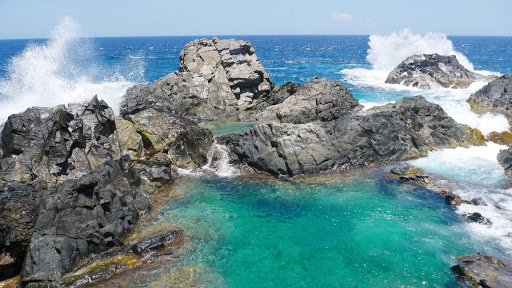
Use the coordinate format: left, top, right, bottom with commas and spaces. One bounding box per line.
147, 172, 499, 287
208, 122, 262, 136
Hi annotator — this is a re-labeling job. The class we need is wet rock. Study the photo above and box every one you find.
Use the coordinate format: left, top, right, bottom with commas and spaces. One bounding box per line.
387, 164, 431, 185
471, 197, 488, 206
464, 212, 491, 224
445, 193, 463, 206
467, 74, 512, 119
21, 157, 150, 285
220, 96, 485, 176
130, 229, 183, 256
497, 146, 512, 178
0, 96, 119, 187
386, 54, 490, 89
249, 77, 361, 124
451, 253, 512, 288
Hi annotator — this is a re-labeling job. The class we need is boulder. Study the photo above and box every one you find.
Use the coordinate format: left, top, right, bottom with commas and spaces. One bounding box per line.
219, 96, 484, 176
385, 54, 490, 89
467, 74, 512, 119
497, 146, 512, 178
0, 96, 119, 188
452, 253, 512, 288
249, 77, 362, 124
130, 229, 183, 256
21, 157, 150, 285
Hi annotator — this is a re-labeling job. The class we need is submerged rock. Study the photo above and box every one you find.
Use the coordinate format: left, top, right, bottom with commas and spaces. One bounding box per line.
452, 253, 512, 288
387, 164, 430, 185
130, 229, 183, 256
385, 54, 489, 89
220, 96, 484, 176
467, 74, 512, 119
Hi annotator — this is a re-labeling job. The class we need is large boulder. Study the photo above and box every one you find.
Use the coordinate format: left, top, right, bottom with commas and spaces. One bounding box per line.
451, 253, 512, 288
249, 77, 362, 124
219, 96, 484, 176
467, 74, 512, 119
21, 157, 150, 286
385, 54, 489, 89
0, 96, 119, 188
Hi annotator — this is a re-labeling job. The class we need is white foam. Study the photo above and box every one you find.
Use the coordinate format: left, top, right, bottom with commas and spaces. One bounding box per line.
0, 17, 143, 123
367, 29, 474, 71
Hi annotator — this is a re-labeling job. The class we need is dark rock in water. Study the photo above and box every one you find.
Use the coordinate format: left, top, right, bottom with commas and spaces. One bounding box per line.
467, 74, 512, 119
385, 54, 490, 89
445, 193, 463, 206
451, 253, 512, 288
387, 164, 431, 185
0, 182, 47, 280
130, 229, 183, 256
471, 197, 488, 206
21, 157, 150, 285
497, 146, 512, 178
464, 212, 491, 224
220, 96, 485, 176
249, 77, 362, 124
0, 96, 119, 187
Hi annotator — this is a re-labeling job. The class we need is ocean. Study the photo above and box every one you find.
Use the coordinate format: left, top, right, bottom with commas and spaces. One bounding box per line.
1, 20, 512, 287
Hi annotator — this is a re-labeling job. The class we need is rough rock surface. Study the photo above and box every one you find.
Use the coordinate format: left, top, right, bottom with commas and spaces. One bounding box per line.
121, 38, 273, 123
467, 74, 512, 119
0, 96, 119, 188
249, 77, 362, 123
219, 96, 484, 176
498, 146, 512, 178
452, 253, 512, 288
386, 54, 489, 89
21, 157, 150, 285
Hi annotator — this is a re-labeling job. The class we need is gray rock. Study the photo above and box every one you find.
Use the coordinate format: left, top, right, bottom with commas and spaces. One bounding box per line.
451, 253, 512, 288
471, 197, 488, 206
219, 96, 484, 176
130, 229, 183, 256
498, 146, 512, 178
385, 54, 490, 89
467, 74, 512, 119
21, 157, 150, 284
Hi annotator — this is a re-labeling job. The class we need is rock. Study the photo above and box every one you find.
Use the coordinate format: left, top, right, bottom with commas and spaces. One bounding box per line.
387, 164, 431, 185
124, 109, 213, 168
0, 276, 20, 288
445, 193, 463, 206
0, 96, 119, 187
471, 197, 488, 206
497, 146, 512, 178
115, 118, 144, 160
467, 74, 512, 119
133, 160, 178, 194
21, 157, 150, 285
464, 212, 491, 224
451, 253, 512, 288
220, 96, 484, 176
385, 54, 490, 89
249, 77, 361, 124
487, 130, 512, 146
130, 229, 183, 256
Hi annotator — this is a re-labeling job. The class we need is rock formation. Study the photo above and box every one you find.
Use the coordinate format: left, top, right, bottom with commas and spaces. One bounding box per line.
220, 96, 484, 176
385, 54, 490, 89
451, 253, 512, 288
467, 74, 512, 119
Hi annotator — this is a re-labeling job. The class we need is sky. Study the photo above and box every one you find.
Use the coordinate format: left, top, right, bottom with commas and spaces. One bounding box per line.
0, 0, 510, 39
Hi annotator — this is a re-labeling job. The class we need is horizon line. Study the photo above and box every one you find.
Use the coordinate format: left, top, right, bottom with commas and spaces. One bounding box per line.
1, 33, 512, 41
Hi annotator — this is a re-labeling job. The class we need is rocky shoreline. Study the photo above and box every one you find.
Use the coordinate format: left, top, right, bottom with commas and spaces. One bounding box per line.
1, 38, 512, 287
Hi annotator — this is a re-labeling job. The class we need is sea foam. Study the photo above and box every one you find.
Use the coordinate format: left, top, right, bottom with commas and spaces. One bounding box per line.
0, 17, 143, 123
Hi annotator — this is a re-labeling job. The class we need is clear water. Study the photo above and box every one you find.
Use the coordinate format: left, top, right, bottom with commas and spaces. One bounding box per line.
2, 20, 512, 287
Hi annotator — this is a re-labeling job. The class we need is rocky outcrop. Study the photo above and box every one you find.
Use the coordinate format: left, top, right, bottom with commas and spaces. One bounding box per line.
121, 38, 273, 123
452, 253, 512, 288
498, 146, 512, 178
386, 54, 489, 89
21, 157, 150, 285
249, 77, 362, 123
467, 74, 512, 119
0, 96, 119, 188
219, 96, 484, 176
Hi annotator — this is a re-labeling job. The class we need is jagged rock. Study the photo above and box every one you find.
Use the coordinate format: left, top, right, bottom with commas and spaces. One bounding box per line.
0, 96, 119, 187
452, 253, 512, 288
0, 182, 47, 281
498, 146, 512, 178
130, 229, 183, 256
249, 77, 362, 123
386, 54, 490, 89
21, 157, 150, 285
387, 164, 430, 185
464, 212, 491, 224
124, 109, 213, 169
133, 160, 178, 194
220, 96, 484, 176
471, 197, 488, 206
116, 118, 144, 160
467, 74, 512, 119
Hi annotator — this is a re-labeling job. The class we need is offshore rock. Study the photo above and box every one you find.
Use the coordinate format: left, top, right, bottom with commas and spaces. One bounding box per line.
386, 54, 489, 89
452, 253, 512, 288
21, 157, 150, 285
0, 96, 119, 188
219, 96, 484, 176
467, 74, 512, 119
249, 77, 362, 124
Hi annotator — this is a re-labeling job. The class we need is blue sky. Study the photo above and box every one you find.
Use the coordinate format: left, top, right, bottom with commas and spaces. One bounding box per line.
0, 0, 510, 39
